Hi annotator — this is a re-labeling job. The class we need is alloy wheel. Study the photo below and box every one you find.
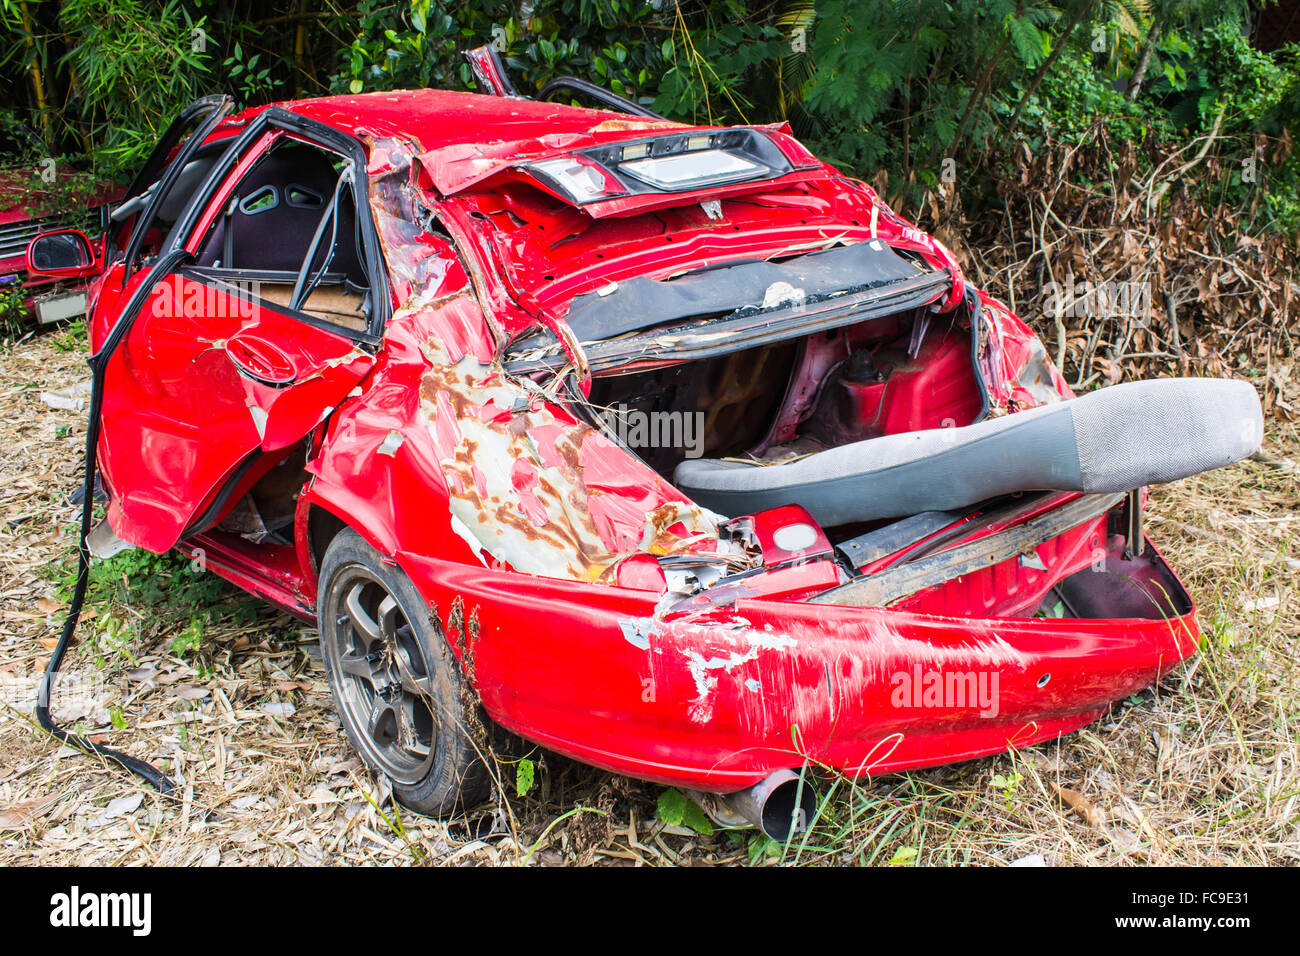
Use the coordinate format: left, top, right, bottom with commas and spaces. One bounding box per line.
326, 569, 438, 785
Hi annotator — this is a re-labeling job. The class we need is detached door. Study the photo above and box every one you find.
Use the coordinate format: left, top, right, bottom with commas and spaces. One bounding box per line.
97, 119, 385, 553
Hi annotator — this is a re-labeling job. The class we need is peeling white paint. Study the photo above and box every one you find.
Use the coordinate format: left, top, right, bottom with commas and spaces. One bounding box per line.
322, 346, 370, 369
377, 430, 405, 457
761, 281, 806, 311
449, 513, 488, 566
619, 618, 656, 650
247, 404, 268, 441
678, 626, 796, 724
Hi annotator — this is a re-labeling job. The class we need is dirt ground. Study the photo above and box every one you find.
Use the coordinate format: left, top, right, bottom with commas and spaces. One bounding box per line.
0, 327, 1296, 866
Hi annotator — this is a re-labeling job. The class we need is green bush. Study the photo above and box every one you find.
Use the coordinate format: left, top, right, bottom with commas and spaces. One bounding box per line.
0, 1, 1295, 234
54, 0, 212, 173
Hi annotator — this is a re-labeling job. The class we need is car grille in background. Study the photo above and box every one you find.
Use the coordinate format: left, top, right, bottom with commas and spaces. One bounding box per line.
0, 206, 107, 266
0, 218, 47, 263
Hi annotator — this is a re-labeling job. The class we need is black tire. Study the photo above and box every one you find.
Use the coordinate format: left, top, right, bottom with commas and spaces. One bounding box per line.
317, 528, 491, 815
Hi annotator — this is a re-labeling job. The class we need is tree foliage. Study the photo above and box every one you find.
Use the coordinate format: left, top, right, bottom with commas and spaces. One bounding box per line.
0, 0, 1296, 234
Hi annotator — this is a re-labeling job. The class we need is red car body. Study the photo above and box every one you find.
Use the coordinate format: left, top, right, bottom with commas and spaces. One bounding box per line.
57, 83, 1216, 808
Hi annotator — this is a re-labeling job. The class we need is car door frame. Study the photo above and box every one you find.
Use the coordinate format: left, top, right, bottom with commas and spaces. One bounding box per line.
97, 106, 394, 549
108, 94, 234, 264
156, 106, 393, 342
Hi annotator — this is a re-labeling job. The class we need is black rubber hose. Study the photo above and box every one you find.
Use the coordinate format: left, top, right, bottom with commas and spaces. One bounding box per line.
36, 358, 176, 794
35, 258, 189, 795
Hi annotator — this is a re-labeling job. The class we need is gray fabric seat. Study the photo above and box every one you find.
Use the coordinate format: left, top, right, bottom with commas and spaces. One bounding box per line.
673, 378, 1263, 524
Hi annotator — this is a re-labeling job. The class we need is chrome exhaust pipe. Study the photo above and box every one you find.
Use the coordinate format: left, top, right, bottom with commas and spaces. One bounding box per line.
690, 770, 818, 841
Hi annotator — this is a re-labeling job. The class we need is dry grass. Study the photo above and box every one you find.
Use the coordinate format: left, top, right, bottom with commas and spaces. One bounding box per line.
0, 327, 1295, 867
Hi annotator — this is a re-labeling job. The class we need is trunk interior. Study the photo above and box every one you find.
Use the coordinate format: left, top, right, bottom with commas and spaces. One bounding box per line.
584, 304, 1193, 623
586, 304, 985, 533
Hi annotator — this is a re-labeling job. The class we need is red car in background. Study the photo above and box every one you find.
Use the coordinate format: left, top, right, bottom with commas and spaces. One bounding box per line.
1, 166, 119, 324
29, 55, 1261, 838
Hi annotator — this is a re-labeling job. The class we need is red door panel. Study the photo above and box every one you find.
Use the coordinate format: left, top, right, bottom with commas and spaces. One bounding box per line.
98, 271, 374, 553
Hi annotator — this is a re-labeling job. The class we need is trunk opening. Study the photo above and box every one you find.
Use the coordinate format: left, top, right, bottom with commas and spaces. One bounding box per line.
583, 302, 983, 543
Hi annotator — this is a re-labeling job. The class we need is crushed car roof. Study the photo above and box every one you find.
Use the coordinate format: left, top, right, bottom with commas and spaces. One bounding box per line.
274, 88, 688, 157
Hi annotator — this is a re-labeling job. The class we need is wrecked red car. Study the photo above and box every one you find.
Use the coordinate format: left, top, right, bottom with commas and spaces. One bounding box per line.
33, 59, 1262, 838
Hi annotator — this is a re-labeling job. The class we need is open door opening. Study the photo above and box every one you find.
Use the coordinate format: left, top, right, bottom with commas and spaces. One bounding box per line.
96, 123, 381, 555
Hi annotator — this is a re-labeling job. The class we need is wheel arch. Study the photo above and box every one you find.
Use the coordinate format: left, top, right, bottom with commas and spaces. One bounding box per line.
295, 490, 402, 602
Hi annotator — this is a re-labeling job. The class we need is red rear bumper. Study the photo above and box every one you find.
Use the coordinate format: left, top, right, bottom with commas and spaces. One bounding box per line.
397, 548, 1198, 792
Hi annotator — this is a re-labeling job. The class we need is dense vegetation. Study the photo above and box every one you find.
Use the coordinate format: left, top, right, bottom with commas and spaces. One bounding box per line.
2, 1, 1297, 233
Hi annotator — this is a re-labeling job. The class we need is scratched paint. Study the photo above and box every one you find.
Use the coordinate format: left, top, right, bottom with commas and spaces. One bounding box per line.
415, 334, 740, 581
623, 605, 1030, 728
